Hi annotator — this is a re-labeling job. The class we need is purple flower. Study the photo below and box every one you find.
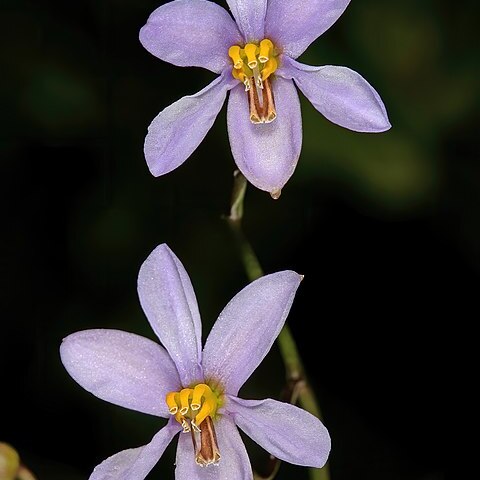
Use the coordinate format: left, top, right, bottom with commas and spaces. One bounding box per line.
60, 244, 330, 479
139, 0, 391, 198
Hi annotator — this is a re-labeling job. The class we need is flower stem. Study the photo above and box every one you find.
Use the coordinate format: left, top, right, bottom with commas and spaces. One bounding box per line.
226, 171, 330, 480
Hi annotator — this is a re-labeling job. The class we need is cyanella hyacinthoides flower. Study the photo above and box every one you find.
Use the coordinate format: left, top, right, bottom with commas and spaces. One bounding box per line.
60, 244, 330, 479
140, 0, 391, 198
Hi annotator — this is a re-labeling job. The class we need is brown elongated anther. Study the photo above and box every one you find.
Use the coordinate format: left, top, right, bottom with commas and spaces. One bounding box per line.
263, 77, 276, 123
248, 77, 276, 124
195, 416, 221, 466
248, 82, 263, 124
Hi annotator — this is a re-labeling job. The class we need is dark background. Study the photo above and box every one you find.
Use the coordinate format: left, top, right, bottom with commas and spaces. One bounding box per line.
2, 0, 477, 478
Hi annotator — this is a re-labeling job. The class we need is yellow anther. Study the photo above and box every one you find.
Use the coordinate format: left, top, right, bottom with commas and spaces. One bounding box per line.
228, 45, 243, 69
194, 390, 218, 427
244, 43, 258, 68
166, 383, 221, 435
232, 68, 251, 91
166, 384, 222, 465
261, 57, 278, 81
191, 383, 210, 410
179, 388, 192, 415
166, 391, 179, 414
229, 39, 278, 100
175, 412, 190, 433
259, 39, 273, 63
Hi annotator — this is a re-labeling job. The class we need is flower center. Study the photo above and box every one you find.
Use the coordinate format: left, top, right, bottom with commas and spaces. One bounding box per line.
228, 39, 278, 124
166, 383, 221, 466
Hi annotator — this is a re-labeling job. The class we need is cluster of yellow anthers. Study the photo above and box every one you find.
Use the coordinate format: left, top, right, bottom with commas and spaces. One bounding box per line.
228, 39, 279, 124
166, 383, 219, 433
228, 39, 278, 92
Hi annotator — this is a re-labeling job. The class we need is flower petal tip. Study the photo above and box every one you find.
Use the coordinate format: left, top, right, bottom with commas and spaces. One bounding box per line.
381, 119, 393, 132
270, 188, 282, 200
368, 114, 392, 133
146, 163, 164, 178
277, 270, 304, 289
59, 332, 77, 357
143, 136, 176, 178
354, 98, 392, 133
143, 147, 167, 178
149, 243, 171, 256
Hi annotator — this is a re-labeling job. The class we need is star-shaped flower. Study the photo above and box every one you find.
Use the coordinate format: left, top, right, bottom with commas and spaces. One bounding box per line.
139, 0, 391, 198
60, 244, 330, 479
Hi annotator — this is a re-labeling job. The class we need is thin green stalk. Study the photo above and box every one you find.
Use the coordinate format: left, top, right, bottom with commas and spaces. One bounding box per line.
226, 171, 330, 480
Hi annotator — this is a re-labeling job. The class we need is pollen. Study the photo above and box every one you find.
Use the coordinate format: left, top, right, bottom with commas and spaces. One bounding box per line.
228, 39, 279, 124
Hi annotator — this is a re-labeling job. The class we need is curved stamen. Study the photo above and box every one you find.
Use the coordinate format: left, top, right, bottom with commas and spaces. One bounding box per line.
232, 68, 251, 91
244, 43, 258, 69
259, 39, 273, 63
261, 57, 278, 81
166, 391, 179, 414
175, 412, 191, 433
191, 384, 208, 410
228, 45, 243, 69
179, 388, 192, 415
194, 390, 218, 427
166, 382, 221, 445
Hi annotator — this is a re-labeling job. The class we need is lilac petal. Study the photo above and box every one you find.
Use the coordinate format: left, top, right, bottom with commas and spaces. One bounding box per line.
227, 396, 331, 468
265, 0, 351, 58
139, 0, 243, 74
137, 244, 203, 386
145, 73, 235, 177
89, 420, 180, 480
227, 78, 302, 196
175, 415, 252, 480
281, 57, 391, 132
226, 0, 267, 42
60, 329, 180, 417
203, 271, 302, 396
